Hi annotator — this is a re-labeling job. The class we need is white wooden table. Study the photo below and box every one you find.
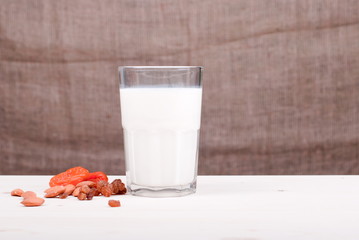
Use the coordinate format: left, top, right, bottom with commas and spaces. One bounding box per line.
1, 176, 358, 240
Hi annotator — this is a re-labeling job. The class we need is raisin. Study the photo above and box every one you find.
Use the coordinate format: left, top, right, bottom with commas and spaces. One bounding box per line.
86, 188, 99, 200
108, 200, 121, 207
101, 185, 112, 197
110, 179, 127, 195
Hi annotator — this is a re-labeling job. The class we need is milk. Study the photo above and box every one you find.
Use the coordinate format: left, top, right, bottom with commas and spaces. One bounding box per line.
120, 88, 202, 187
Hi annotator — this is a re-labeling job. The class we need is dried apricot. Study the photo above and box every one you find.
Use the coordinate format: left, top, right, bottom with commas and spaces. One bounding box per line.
84, 171, 108, 183
49, 166, 90, 187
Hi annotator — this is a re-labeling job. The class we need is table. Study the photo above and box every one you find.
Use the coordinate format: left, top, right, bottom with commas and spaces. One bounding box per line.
1, 176, 358, 240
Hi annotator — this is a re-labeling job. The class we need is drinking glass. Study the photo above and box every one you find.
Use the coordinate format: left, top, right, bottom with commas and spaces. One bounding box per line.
119, 66, 203, 197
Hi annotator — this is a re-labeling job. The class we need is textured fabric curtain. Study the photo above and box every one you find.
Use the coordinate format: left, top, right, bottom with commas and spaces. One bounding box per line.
0, 0, 358, 174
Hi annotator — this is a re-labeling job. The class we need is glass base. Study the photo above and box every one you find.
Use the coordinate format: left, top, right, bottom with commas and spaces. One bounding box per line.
129, 181, 196, 198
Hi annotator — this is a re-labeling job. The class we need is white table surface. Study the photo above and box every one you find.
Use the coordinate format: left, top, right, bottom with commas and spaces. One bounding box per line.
0, 175, 359, 240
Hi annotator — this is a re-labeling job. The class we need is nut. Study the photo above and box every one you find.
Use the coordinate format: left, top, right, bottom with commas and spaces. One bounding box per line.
21, 197, 45, 207
72, 187, 81, 197
11, 189, 24, 197
21, 191, 37, 199
75, 181, 96, 188
59, 184, 76, 198
59, 193, 69, 199
64, 184, 76, 195
44, 186, 66, 198
77, 192, 87, 201
21, 191, 45, 207
108, 200, 121, 207
80, 185, 91, 194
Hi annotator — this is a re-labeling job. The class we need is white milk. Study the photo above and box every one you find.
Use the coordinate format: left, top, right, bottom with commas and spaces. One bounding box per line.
120, 88, 202, 187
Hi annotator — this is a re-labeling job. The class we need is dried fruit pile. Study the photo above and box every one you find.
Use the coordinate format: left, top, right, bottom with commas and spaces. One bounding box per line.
11, 166, 126, 207
44, 178, 126, 200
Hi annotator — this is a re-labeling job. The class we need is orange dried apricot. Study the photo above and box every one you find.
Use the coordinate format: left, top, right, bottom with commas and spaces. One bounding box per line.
84, 171, 108, 183
49, 166, 89, 187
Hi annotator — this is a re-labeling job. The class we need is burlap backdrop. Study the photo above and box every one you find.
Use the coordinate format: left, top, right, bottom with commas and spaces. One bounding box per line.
0, 0, 358, 175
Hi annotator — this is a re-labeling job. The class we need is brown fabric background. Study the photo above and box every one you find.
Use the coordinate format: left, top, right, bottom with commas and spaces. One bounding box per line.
0, 0, 358, 175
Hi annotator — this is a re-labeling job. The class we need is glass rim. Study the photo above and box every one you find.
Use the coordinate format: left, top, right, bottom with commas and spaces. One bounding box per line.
119, 66, 203, 71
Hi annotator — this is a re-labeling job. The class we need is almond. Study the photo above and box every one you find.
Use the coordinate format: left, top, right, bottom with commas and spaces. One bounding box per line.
64, 184, 76, 195
80, 185, 91, 194
21, 191, 37, 199
77, 192, 87, 201
21, 197, 45, 207
11, 189, 24, 197
75, 181, 96, 188
44, 186, 66, 198
72, 187, 81, 197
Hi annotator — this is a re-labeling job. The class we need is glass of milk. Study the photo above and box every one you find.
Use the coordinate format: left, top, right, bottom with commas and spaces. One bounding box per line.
119, 66, 203, 197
